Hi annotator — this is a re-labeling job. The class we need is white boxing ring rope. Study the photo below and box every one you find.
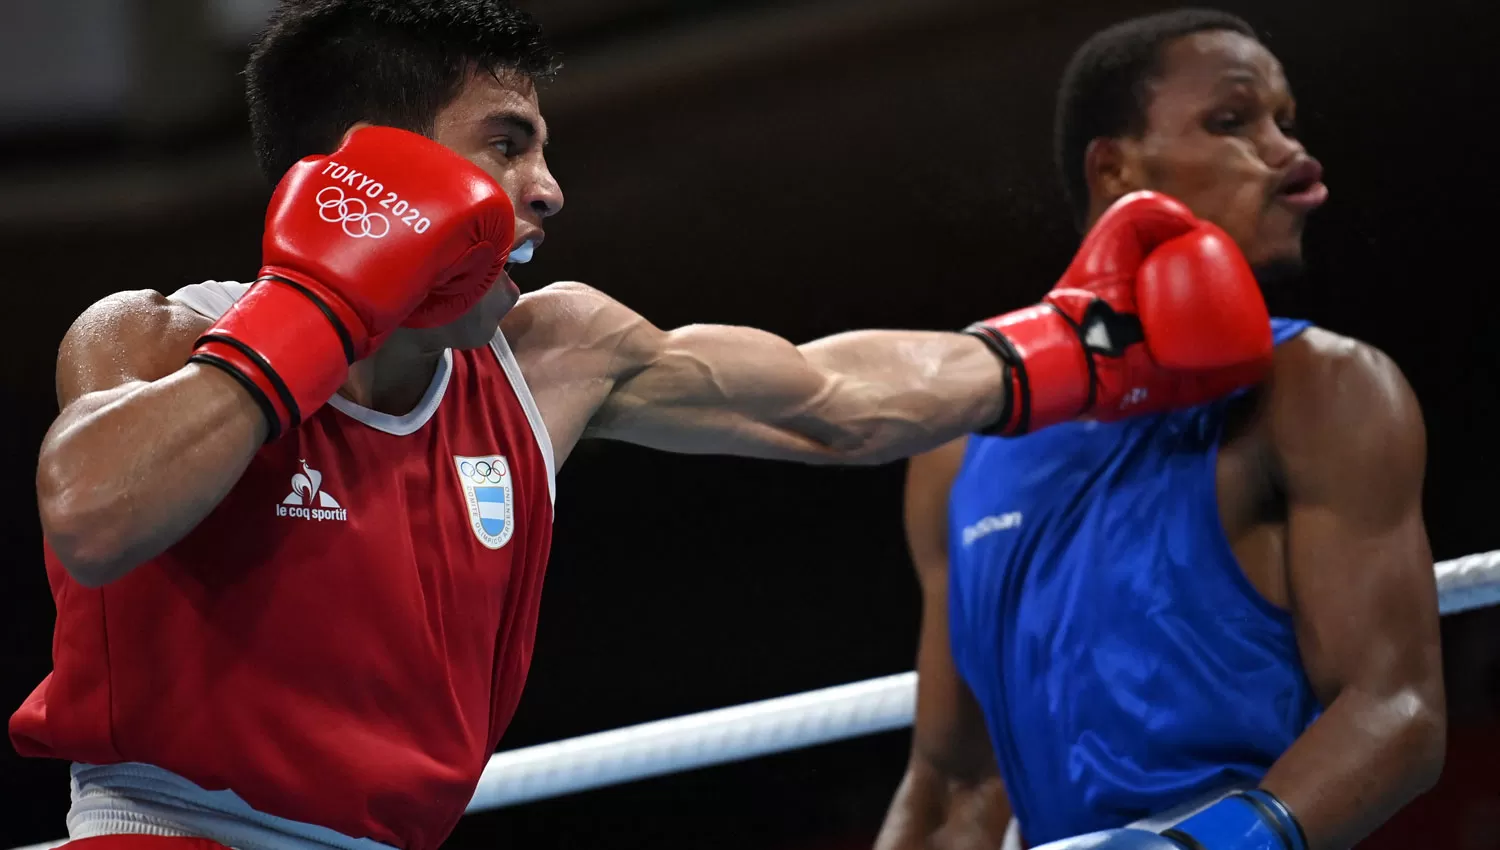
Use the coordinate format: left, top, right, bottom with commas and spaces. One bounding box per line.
465, 548, 1500, 812
9, 549, 1499, 850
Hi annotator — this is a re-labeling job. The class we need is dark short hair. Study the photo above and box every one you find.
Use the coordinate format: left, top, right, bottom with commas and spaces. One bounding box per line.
246, 0, 560, 184
1054, 8, 1257, 228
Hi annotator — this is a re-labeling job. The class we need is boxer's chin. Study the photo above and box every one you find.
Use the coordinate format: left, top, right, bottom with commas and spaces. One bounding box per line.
1252, 254, 1304, 288
1246, 221, 1308, 288
443, 276, 520, 350
441, 310, 503, 350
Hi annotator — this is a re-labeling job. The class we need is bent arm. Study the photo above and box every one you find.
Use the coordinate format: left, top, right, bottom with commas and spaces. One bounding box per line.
572, 285, 1006, 464
1259, 339, 1446, 849
876, 440, 1014, 850
38, 291, 269, 586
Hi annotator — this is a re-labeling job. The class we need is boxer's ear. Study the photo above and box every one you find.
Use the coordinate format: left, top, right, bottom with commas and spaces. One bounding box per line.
339, 121, 376, 148
1085, 137, 1143, 214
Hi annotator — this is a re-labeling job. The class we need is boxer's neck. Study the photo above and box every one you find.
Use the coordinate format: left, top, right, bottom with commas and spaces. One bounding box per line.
338, 335, 447, 416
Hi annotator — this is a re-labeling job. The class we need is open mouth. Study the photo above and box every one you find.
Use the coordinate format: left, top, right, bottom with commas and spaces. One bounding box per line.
505, 237, 539, 273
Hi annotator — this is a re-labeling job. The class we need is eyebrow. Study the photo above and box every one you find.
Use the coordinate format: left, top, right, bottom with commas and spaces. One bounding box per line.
1214, 68, 1261, 92
1214, 67, 1295, 107
482, 111, 550, 148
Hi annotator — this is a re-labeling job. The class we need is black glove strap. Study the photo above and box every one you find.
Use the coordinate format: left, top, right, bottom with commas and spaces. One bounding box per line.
1065, 300, 1149, 420
256, 274, 358, 365
188, 351, 284, 443
962, 323, 1027, 436
1075, 299, 1146, 357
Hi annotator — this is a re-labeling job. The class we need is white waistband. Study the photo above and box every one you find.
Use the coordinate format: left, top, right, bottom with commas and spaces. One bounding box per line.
67, 763, 397, 850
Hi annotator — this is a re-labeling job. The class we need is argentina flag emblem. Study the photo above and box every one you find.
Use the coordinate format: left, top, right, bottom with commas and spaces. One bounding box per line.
453, 454, 515, 549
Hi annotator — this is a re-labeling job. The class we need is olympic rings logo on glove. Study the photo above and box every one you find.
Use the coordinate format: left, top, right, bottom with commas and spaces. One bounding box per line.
316, 186, 392, 239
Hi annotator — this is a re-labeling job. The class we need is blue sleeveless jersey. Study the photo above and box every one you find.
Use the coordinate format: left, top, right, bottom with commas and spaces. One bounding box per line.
947, 319, 1321, 845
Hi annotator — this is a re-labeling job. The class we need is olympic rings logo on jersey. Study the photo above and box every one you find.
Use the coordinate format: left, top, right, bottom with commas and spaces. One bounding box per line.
459, 458, 507, 486
453, 454, 515, 550
316, 186, 392, 239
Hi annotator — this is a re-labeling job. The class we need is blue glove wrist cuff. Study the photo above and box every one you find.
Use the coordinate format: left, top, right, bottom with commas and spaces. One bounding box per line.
1162, 790, 1308, 850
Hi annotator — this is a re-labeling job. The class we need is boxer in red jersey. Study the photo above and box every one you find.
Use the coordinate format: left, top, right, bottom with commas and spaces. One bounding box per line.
15, 3, 1279, 850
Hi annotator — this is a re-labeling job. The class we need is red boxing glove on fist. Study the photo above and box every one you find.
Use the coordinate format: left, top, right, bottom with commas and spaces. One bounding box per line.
967, 191, 1272, 435
190, 126, 516, 440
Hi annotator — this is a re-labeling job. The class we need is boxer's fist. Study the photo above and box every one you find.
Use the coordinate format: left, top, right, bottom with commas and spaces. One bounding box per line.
1164, 790, 1307, 850
966, 192, 1272, 435
261, 125, 517, 336
189, 126, 516, 440
1029, 791, 1306, 850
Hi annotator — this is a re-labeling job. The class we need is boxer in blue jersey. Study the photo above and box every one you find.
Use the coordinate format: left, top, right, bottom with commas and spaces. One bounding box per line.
875, 10, 1445, 850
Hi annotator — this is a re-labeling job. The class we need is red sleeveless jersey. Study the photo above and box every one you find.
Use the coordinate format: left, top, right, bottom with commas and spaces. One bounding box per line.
11, 302, 556, 850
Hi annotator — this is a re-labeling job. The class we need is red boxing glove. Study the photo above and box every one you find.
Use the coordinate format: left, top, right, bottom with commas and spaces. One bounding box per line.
966, 191, 1272, 435
189, 126, 516, 440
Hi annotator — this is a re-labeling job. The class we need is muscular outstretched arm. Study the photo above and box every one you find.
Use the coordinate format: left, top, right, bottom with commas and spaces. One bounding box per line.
875, 440, 1014, 850
1258, 338, 1446, 849
37, 291, 268, 587
518, 283, 1006, 464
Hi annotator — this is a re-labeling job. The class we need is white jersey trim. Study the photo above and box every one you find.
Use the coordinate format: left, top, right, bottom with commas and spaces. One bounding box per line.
170, 280, 450, 436
323, 353, 451, 436
489, 331, 556, 506
168, 279, 247, 319
170, 280, 466, 438
170, 280, 555, 501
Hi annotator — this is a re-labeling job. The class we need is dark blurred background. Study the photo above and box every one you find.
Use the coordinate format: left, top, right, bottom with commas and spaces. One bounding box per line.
2, 0, 1497, 847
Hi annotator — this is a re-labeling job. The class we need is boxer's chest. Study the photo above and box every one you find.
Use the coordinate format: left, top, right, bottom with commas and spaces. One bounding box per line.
166, 396, 540, 634
949, 400, 1289, 674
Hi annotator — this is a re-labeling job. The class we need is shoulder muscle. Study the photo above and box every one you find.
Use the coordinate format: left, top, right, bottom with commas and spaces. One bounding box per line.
1268, 329, 1424, 518
57, 290, 209, 406
499, 282, 660, 465
502, 281, 656, 376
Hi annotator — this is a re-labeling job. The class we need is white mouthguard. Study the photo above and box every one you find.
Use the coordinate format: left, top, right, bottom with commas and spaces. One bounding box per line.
509, 240, 536, 264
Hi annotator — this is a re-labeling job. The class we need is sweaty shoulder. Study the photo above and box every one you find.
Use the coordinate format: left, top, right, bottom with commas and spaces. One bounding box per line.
1265, 328, 1424, 504
57, 289, 212, 404
501, 281, 653, 375
499, 281, 649, 466
502, 281, 635, 347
